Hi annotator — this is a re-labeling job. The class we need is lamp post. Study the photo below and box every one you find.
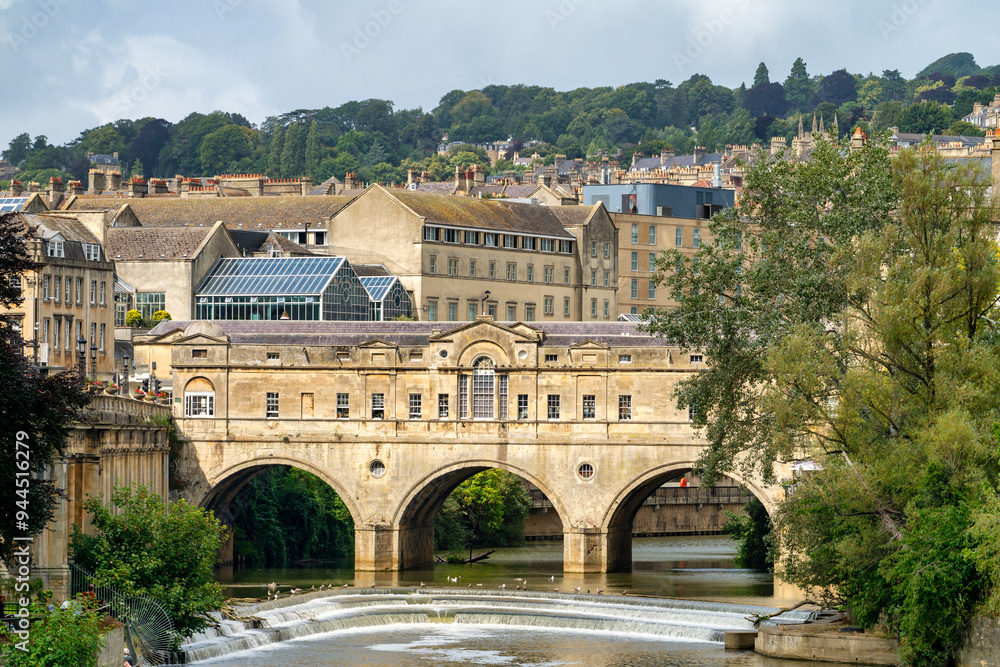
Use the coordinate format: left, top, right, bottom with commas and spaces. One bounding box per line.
122, 353, 130, 396
76, 334, 87, 379
482, 290, 491, 316
89, 342, 97, 380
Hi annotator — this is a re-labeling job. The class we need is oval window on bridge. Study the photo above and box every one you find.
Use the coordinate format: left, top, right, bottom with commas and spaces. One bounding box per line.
578, 463, 595, 480
369, 459, 386, 478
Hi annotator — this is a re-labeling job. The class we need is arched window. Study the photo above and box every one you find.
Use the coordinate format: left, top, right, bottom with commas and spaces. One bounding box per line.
472, 357, 495, 419
459, 356, 508, 420
184, 377, 215, 418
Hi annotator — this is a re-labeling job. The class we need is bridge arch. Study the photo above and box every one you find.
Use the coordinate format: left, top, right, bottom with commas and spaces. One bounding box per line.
600, 461, 777, 572
200, 456, 363, 565
391, 458, 568, 571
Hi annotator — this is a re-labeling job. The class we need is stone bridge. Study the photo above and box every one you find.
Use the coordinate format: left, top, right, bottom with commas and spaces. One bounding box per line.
144, 318, 789, 573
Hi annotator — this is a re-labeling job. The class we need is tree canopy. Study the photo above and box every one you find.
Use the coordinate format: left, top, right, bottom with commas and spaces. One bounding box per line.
643, 137, 1000, 665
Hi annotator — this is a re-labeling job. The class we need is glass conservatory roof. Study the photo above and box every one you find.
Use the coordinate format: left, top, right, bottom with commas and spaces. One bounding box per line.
0, 197, 28, 212
196, 257, 347, 297
359, 276, 398, 302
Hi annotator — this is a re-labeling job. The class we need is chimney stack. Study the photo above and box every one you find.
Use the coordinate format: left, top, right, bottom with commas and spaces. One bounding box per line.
10, 180, 23, 196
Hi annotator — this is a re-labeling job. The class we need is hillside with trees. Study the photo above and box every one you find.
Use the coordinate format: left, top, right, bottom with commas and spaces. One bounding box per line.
4, 52, 1000, 189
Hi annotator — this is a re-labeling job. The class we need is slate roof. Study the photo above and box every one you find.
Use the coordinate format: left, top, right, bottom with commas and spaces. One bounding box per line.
306, 175, 343, 196
891, 132, 987, 147
412, 181, 458, 195
69, 195, 352, 229
20, 213, 101, 245
632, 153, 726, 171
228, 229, 314, 256
503, 184, 539, 199
380, 188, 577, 239
351, 263, 392, 277
145, 320, 671, 348
106, 226, 216, 261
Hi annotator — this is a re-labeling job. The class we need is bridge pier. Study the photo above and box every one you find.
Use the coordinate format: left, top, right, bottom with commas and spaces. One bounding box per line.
354, 523, 402, 571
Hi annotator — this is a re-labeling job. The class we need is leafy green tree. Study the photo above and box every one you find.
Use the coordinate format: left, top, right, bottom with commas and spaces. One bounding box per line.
724, 108, 757, 146
916, 52, 982, 79
230, 467, 354, 565
199, 125, 254, 175
753, 62, 769, 87
694, 118, 723, 151
645, 139, 1000, 665
784, 58, 815, 113
0, 213, 89, 560
280, 122, 304, 177
434, 470, 531, 550
131, 159, 144, 178
129, 118, 171, 177
897, 101, 952, 134
267, 126, 284, 178
880, 69, 909, 102
2, 132, 32, 165
70, 484, 226, 640
814, 68, 857, 106
944, 120, 986, 136
669, 88, 690, 127
304, 120, 320, 178
723, 496, 774, 571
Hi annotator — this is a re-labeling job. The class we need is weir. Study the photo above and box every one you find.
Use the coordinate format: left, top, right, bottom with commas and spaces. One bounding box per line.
175, 589, 814, 664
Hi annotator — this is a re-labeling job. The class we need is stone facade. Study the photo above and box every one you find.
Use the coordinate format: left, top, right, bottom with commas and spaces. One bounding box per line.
0, 213, 116, 378
329, 185, 619, 322
150, 318, 788, 574
33, 396, 171, 601
613, 212, 708, 315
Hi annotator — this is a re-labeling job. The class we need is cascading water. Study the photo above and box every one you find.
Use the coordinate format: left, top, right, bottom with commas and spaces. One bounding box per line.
175, 588, 808, 664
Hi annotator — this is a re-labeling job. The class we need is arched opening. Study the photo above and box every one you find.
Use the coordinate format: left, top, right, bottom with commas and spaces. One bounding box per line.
393, 461, 566, 571
603, 463, 774, 575
201, 460, 359, 582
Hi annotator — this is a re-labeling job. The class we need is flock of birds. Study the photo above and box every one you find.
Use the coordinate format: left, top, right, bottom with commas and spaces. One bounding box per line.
263, 576, 627, 600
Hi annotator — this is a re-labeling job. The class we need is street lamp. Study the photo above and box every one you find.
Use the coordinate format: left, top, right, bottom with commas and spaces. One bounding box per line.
76, 335, 87, 379
482, 290, 491, 316
122, 353, 130, 395
89, 341, 97, 380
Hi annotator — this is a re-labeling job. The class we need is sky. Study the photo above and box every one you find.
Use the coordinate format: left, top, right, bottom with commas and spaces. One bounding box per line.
2, 0, 999, 147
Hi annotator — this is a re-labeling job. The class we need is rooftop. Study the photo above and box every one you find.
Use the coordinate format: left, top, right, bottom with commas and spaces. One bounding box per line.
146, 319, 671, 348
106, 225, 216, 261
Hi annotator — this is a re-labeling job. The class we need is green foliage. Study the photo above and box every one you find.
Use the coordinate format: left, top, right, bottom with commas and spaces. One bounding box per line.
897, 101, 953, 134
231, 467, 354, 565
723, 496, 775, 571
753, 62, 770, 87
916, 52, 983, 79
434, 470, 531, 551
646, 138, 1000, 665
70, 484, 226, 640
0, 594, 108, 667
199, 124, 255, 175
150, 310, 172, 323
125, 309, 143, 327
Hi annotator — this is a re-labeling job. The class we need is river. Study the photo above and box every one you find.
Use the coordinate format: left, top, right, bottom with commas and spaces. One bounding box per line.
184, 536, 839, 666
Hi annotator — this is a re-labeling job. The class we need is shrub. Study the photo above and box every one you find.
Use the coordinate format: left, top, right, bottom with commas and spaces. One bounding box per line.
151, 310, 172, 323
0, 594, 108, 666
125, 310, 143, 327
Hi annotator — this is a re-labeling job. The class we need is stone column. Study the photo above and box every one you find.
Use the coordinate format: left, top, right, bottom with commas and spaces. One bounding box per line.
354, 522, 400, 571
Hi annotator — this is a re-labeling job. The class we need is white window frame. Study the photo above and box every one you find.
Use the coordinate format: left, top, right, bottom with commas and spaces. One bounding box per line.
266, 392, 279, 419
185, 392, 215, 418
409, 393, 422, 420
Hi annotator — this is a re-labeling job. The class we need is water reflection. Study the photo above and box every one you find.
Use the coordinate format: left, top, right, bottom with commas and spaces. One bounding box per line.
217, 535, 787, 606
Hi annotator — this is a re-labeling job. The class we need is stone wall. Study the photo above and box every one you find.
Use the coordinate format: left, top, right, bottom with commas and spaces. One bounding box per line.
958, 616, 1000, 667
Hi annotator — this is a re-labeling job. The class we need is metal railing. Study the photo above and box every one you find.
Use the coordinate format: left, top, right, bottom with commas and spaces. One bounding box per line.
529, 485, 753, 509
69, 562, 128, 620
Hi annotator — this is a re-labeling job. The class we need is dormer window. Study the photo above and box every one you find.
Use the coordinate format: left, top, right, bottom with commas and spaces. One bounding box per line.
83, 243, 101, 261
47, 239, 64, 258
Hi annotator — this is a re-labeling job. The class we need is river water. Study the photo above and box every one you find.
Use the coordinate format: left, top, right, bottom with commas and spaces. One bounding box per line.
186, 536, 840, 667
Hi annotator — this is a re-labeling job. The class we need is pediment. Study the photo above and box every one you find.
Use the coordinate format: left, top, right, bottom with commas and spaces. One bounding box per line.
428, 318, 536, 344
568, 339, 609, 350
174, 332, 229, 346
357, 339, 398, 349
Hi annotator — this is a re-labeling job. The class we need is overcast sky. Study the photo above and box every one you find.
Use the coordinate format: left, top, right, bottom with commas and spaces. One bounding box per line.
2, 0, 999, 147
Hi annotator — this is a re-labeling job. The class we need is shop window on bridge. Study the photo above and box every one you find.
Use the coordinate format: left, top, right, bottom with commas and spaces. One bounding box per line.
371, 393, 385, 420
337, 392, 350, 419
184, 377, 215, 418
